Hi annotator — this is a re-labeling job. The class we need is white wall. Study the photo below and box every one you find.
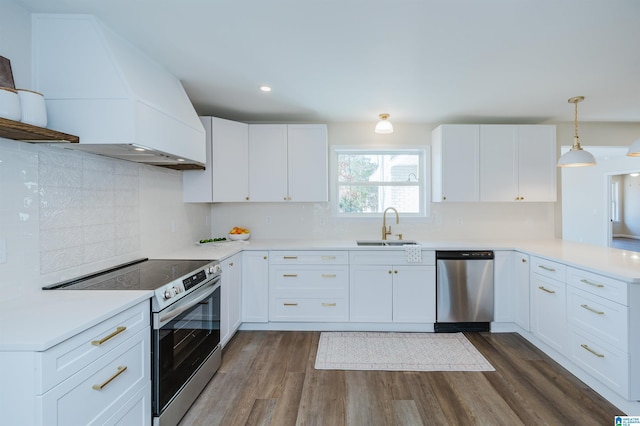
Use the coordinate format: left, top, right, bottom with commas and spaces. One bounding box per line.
210, 122, 557, 241
561, 146, 640, 246
0, 2, 210, 301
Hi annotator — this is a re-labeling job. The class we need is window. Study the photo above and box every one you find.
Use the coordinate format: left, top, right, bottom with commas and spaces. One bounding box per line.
332, 148, 429, 217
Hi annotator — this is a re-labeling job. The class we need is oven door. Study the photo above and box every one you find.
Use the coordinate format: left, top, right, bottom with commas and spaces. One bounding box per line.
152, 277, 221, 417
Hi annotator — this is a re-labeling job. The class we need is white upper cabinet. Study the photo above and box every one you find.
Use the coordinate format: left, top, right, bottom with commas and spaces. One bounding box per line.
433, 124, 556, 203
431, 124, 480, 202
183, 117, 249, 202
480, 125, 556, 202
248, 124, 289, 201
249, 124, 328, 202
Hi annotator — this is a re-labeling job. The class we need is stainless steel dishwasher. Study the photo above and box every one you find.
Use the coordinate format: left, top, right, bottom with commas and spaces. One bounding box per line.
435, 251, 494, 332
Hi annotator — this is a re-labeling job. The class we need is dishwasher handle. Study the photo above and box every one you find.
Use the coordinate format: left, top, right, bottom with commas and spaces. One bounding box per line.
436, 250, 494, 260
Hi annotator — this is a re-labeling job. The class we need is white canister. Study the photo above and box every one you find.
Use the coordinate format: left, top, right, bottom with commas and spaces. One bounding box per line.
17, 89, 47, 127
0, 87, 21, 121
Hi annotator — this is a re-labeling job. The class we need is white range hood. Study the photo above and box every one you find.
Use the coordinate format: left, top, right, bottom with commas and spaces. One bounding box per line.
32, 14, 206, 169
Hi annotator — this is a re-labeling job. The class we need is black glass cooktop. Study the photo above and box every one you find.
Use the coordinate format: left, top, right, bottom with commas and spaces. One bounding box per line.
43, 258, 214, 291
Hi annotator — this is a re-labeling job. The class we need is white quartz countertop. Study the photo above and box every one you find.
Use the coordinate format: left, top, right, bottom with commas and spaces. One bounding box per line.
161, 238, 640, 283
3, 237, 639, 352
0, 290, 152, 351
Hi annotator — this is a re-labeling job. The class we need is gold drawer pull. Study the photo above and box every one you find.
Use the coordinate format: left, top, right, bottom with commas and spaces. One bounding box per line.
538, 286, 555, 294
92, 326, 126, 346
580, 344, 605, 358
580, 279, 604, 288
92, 365, 127, 390
283, 303, 298, 306
283, 256, 298, 260
321, 274, 336, 278
321, 256, 336, 260
283, 274, 298, 278
538, 265, 556, 272
580, 304, 604, 315
322, 302, 337, 307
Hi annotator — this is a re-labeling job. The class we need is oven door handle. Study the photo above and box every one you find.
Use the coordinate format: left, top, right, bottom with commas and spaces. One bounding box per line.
157, 279, 220, 328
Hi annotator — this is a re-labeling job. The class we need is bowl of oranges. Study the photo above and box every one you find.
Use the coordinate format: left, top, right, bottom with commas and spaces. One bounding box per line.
228, 226, 250, 241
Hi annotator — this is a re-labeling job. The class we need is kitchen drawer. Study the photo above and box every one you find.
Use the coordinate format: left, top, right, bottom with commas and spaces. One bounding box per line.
567, 286, 628, 352
269, 251, 348, 265
270, 298, 348, 322
39, 300, 150, 393
101, 381, 151, 426
40, 328, 150, 425
568, 327, 628, 399
349, 250, 436, 266
530, 256, 566, 281
270, 265, 348, 297
566, 266, 628, 305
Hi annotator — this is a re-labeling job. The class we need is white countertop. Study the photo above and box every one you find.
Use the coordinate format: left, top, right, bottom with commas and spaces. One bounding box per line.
2, 237, 639, 352
0, 290, 152, 351
163, 238, 640, 283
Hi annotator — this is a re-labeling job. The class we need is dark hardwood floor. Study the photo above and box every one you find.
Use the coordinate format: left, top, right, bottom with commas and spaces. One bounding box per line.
179, 331, 622, 426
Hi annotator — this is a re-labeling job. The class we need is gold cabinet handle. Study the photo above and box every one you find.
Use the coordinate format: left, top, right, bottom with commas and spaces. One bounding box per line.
521, 258, 527, 263
580, 279, 604, 288
388, 270, 392, 274
263, 256, 267, 260
92, 326, 126, 346
283, 302, 298, 306
394, 270, 398, 274
92, 365, 127, 390
283, 274, 298, 278
245, 196, 249, 200
538, 265, 556, 272
321, 274, 336, 278
229, 262, 234, 267
321, 256, 336, 260
580, 344, 605, 358
322, 302, 336, 307
580, 304, 605, 315
538, 286, 555, 294
283, 256, 298, 260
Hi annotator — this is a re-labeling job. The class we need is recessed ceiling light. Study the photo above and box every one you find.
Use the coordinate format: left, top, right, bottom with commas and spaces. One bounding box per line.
177, 158, 185, 162
260, 86, 272, 92
630, 173, 639, 177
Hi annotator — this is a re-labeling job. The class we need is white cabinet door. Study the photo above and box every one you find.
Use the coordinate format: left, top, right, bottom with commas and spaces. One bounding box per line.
183, 116, 249, 202
531, 274, 567, 354
432, 124, 480, 202
287, 124, 328, 202
514, 252, 530, 330
248, 124, 288, 201
350, 265, 393, 322
211, 117, 249, 202
393, 265, 435, 322
517, 125, 556, 202
479, 125, 518, 201
242, 251, 269, 322
221, 253, 242, 347
492, 251, 515, 323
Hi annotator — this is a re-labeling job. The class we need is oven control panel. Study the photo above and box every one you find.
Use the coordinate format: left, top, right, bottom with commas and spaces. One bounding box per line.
156, 261, 222, 307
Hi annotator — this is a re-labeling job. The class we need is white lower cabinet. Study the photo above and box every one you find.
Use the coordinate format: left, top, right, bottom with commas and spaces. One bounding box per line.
221, 253, 242, 347
493, 251, 515, 323
514, 252, 530, 330
349, 251, 435, 323
531, 274, 567, 353
242, 251, 269, 323
565, 266, 636, 400
1, 300, 151, 425
269, 251, 349, 322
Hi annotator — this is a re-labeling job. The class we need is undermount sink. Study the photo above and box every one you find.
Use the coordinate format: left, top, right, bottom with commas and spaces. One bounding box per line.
356, 240, 418, 246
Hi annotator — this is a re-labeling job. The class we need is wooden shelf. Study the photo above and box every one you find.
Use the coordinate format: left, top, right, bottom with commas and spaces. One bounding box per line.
0, 117, 79, 143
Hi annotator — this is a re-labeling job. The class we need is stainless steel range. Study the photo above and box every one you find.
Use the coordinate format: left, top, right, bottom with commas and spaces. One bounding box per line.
44, 258, 223, 426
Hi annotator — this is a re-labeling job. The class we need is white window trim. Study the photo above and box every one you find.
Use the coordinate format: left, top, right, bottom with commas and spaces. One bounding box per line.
330, 146, 431, 219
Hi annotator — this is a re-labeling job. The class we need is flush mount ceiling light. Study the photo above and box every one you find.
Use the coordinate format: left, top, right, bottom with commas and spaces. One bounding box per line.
557, 96, 596, 168
259, 85, 272, 92
375, 113, 393, 134
626, 139, 640, 157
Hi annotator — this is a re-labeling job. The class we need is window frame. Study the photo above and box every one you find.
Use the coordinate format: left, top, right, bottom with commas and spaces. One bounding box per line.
330, 146, 430, 218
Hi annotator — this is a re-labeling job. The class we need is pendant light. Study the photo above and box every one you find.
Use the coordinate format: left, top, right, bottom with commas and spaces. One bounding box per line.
627, 139, 640, 157
375, 113, 393, 134
557, 96, 596, 167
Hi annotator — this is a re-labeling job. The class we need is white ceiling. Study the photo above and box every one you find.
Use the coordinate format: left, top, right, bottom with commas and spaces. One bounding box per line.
15, 0, 640, 125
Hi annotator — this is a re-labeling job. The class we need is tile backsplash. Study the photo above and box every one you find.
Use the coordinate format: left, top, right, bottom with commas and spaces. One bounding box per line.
0, 138, 210, 300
